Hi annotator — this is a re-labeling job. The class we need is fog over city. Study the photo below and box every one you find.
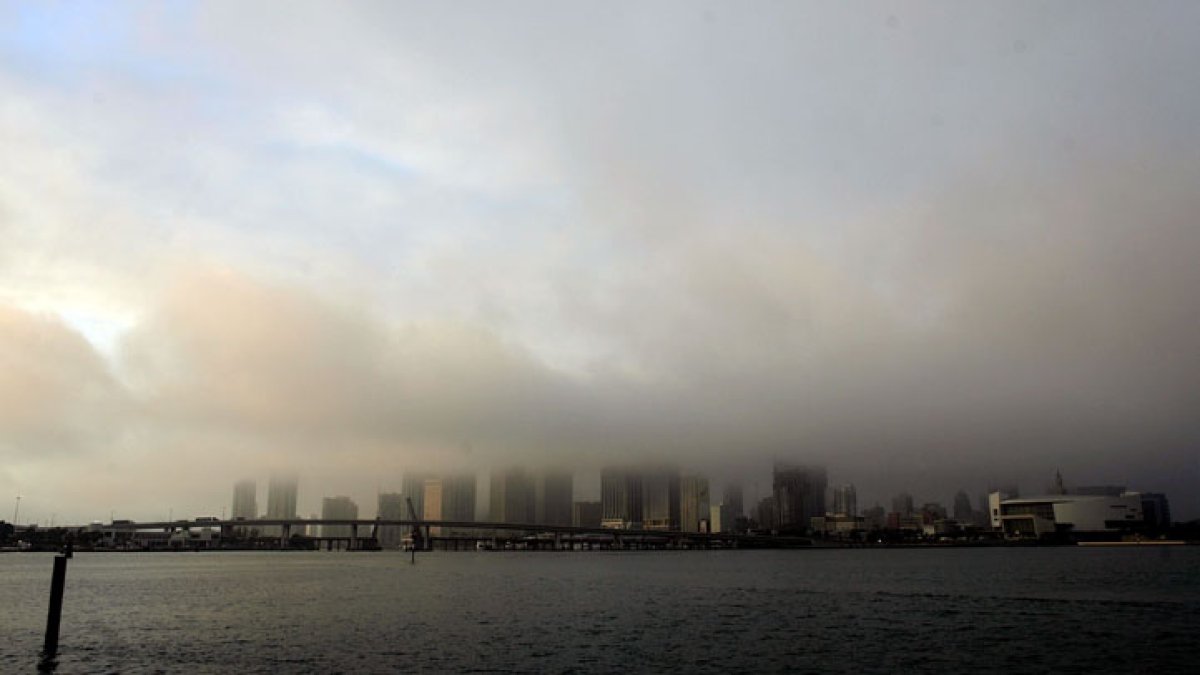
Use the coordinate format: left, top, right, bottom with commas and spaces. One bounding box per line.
2, 3, 1198, 524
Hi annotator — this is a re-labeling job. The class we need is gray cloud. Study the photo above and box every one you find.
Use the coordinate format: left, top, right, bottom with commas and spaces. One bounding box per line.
1, 3, 1198, 521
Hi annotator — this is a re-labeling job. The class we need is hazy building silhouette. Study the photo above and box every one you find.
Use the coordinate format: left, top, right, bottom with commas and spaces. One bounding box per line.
641, 468, 681, 531
680, 475, 711, 533
320, 495, 357, 537
722, 483, 744, 519
264, 474, 298, 537
441, 472, 477, 524
773, 463, 826, 534
891, 493, 914, 517
401, 471, 427, 520
377, 492, 405, 549
953, 490, 974, 523
601, 467, 642, 529
572, 501, 602, 528
535, 470, 573, 527
755, 494, 778, 531
231, 479, 257, 520
832, 484, 857, 517
491, 467, 535, 524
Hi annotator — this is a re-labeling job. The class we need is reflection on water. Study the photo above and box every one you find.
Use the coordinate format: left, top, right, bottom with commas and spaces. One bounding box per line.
2, 548, 1199, 673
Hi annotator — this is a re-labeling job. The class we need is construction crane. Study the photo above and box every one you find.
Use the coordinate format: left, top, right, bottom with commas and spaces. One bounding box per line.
405, 496, 423, 563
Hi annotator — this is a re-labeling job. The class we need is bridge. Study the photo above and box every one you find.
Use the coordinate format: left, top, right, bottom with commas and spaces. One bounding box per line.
98, 518, 810, 551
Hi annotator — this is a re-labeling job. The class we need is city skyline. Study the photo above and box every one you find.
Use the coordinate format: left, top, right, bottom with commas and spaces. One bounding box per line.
3, 4, 1200, 525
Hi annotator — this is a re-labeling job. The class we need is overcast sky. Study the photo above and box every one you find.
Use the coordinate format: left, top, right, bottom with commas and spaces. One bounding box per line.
2, 2, 1198, 524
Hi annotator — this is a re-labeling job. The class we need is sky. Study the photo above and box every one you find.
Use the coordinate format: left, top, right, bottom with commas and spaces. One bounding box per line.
2, 1, 1198, 525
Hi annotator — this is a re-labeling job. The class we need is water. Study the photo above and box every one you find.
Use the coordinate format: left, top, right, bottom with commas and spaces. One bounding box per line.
3, 548, 1198, 673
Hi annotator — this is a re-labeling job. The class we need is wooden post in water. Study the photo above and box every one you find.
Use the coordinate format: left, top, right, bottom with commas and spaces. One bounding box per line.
41, 549, 70, 659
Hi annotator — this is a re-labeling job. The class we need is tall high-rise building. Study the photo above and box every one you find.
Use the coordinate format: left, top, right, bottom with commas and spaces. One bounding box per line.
952, 490, 974, 523
535, 470, 574, 527
891, 493, 915, 517
490, 467, 535, 524
722, 483, 744, 519
572, 501, 602, 528
441, 471, 477, 523
772, 463, 826, 534
231, 479, 257, 520
641, 468, 680, 531
601, 467, 643, 529
320, 495, 358, 537
832, 484, 857, 517
755, 494, 779, 530
423, 478, 444, 536
401, 471, 427, 520
680, 475, 711, 533
265, 474, 299, 537
377, 492, 406, 549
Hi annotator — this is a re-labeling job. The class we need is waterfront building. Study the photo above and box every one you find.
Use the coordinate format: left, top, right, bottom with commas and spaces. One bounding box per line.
997, 493, 1143, 539
601, 467, 643, 529
987, 489, 1018, 528
320, 496, 358, 538
920, 502, 947, 524
264, 474, 299, 537
572, 501, 602, 528
641, 468, 681, 531
722, 483, 744, 519
773, 463, 825, 534
831, 484, 857, 517
491, 467, 536, 524
862, 504, 886, 531
811, 514, 866, 538
680, 474, 711, 533
231, 479, 257, 521
535, 470, 573, 527
377, 492, 405, 549
1138, 492, 1171, 528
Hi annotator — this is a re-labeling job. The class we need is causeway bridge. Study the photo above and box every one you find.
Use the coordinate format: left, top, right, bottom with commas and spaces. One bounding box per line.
99, 518, 808, 550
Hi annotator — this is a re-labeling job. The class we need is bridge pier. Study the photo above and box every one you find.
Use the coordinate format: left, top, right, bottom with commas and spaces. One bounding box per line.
350, 525, 359, 551
280, 523, 291, 549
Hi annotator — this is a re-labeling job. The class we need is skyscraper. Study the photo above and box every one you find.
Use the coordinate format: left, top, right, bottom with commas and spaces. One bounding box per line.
401, 471, 427, 520
680, 474, 711, 533
441, 471, 477, 524
952, 490, 974, 523
891, 492, 915, 517
642, 468, 681, 531
231, 479, 257, 520
772, 463, 826, 534
377, 492, 406, 549
601, 467, 642, 529
423, 478, 444, 536
265, 473, 299, 537
832, 484, 857, 517
535, 470, 574, 527
722, 483, 744, 519
320, 495, 358, 537
490, 467, 535, 524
